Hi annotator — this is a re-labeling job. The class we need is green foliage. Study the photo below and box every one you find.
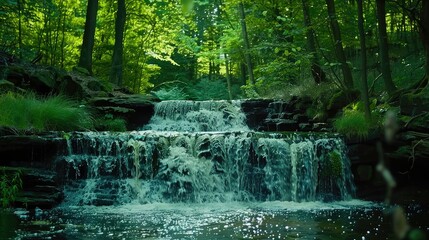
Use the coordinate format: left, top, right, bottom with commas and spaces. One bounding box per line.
1, 169, 23, 208
334, 100, 383, 140
153, 87, 188, 100
328, 151, 343, 178
94, 114, 127, 132
187, 78, 229, 100
0, 92, 93, 132
334, 110, 370, 140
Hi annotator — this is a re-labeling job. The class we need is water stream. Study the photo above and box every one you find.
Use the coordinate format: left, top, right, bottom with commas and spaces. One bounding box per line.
59, 100, 354, 205
6, 100, 429, 239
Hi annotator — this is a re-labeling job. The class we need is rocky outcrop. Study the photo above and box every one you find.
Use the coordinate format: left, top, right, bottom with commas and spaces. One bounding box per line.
3, 167, 63, 209
0, 132, 66, 209
240, 97, 331, 132
89, 93, 159, 130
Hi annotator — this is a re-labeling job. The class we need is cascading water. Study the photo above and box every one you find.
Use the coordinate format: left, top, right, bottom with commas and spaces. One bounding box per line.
58, 100, 355, 206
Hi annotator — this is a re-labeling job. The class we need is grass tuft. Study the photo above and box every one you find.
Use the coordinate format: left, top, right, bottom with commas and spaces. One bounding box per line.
0, 92, 93, 132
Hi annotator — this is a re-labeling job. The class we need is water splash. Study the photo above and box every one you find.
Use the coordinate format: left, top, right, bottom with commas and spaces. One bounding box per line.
58, 131, 355, 205
144, 100, 249, 132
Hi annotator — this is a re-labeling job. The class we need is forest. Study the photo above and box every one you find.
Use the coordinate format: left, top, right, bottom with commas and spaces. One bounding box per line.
1, 1, 429, 238
0, 0, 427, 100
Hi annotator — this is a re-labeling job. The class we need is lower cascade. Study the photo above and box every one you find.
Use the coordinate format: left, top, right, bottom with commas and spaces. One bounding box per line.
57, 101, 355, 206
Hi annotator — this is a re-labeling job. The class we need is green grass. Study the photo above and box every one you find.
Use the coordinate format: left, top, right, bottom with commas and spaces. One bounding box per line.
0, 92, 93, 132
334, 110, 370, 140
94, 116, 127, 131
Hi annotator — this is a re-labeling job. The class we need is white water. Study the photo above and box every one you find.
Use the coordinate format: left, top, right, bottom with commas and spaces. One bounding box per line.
59, 100, 355, 206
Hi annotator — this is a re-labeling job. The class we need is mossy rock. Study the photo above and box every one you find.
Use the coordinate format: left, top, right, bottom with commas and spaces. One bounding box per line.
0, 80, 15, 93
328, 89, 360, 113
72, 66, 90, 76
400, 93, 429, 116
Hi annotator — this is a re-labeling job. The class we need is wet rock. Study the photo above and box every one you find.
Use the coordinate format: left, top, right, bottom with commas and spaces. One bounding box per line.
240, 99, 273, 131
3, 167, 63, 209
0, 134, 66, 168
266, 119, 299, 131
89, 94, 158, 130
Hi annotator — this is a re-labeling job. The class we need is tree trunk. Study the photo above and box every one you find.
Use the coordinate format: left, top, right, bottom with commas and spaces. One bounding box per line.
238, 2, 255, 86
78, 0, 98, 74
224, 53, 233, 100
376, 0, 397, 95
302, 0, 326, 84
357, 0, 371, 120
421, 0, 429, 76
17, 0, 23, 58
110, 0, 126, 86
325, 0, 354, 89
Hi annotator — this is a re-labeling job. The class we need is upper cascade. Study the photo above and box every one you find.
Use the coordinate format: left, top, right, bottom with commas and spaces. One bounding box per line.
143, 100, 250, 132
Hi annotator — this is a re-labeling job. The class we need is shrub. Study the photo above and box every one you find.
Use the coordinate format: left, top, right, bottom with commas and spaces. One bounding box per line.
152, 87, 188, 100
186, 78, 229, 100
0, 92, 93, 132
94, 115, 127, 131
1, 169, 22, 208
334, 110, 370, 140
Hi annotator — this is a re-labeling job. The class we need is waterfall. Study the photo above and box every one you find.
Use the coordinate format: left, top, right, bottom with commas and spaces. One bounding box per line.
58, 100, 355, 206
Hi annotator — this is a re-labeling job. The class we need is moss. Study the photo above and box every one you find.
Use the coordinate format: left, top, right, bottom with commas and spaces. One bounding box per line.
329, 151, 343, 178
94, 115, 127, 131
322, 150, 343, 179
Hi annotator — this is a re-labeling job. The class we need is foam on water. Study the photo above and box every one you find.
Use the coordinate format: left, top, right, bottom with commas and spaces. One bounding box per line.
143, 100, 249, 132
57, 100, 356, 206
59, 131, 355, 205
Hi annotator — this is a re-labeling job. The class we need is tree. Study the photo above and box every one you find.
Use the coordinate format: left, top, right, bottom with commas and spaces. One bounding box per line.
421, 0, 429, 77
110, 0, 126, 86
78, 0, 98, 74
376, 0, 397, 95
325, 0, 354, 89
301, 0, 326, 84
357, 0, 371, 119
238, 2, 255, 86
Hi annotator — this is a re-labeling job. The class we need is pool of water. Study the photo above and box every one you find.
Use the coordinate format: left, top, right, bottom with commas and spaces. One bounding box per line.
2, 200, 428, 239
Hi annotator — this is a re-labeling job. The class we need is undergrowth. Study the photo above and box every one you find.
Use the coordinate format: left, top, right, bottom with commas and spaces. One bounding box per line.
0, 92, 93, 132
334, 100, 382, 140
1, 169, 22, 208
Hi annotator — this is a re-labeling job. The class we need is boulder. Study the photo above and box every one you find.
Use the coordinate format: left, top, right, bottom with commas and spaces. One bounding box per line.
28, 68, 56, 94
89, 94, 159, 130
400, 93, 429, 116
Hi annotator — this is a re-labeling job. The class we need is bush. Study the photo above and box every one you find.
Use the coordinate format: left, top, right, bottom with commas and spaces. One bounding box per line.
152, 87, 188, 100
186, 78, 229, 100
94, 115, 127, 131
334, 100, 385, 140
1, 169, 22, 208
334, 110, 370, 140
0, 92, 93, 132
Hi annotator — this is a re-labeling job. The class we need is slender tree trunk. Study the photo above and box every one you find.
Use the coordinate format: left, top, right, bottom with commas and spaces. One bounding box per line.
238, 2, 255, 86
325, 0, 354, 89
78, 0, 98, 74
60, 13, 66, 68
17, 0, 23, 58
357, 0, 371, 120
302, 0, 326, 84
376, 0, 397, 94
421, 0, 429, 76
110, 0, 126, 86
224, 53, 233, 100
